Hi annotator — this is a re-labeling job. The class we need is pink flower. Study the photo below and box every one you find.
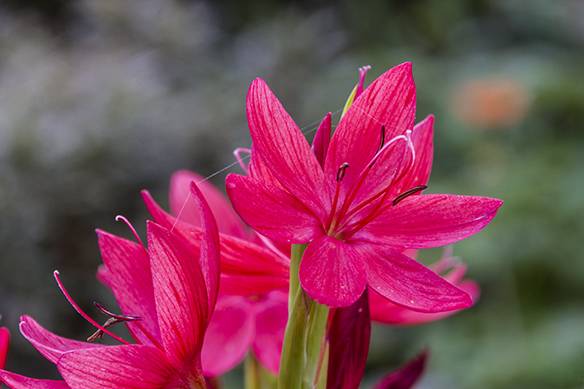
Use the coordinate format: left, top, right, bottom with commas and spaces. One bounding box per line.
142, 170, 288, 375
226, 62, 503, 310
1, 182, 220, 389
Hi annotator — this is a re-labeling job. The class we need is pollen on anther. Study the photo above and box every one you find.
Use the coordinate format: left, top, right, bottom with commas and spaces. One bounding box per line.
336, 162, 350, 182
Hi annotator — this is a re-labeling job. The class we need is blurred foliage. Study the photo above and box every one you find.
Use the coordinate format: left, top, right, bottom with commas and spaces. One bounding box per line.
0, 0, 583, 388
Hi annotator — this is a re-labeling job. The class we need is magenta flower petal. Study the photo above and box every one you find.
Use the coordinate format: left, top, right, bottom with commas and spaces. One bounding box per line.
58, 345, 186, 389
226, 174, 323, 243
300, 236, 367, 307
19, 316, 102, 365
170, 170, 248, 240
96, 230, 161, 346
0, 370, 70, 389
0, 326, 8, 370
253, 291, 288, 375
201, 296, 255, 377
247, 78, 329, 221
359, 194, 503, 249
189, 181, 221, 315
359, 243, 472, 313
147, 221, 208, 372
324, 63, 416, 193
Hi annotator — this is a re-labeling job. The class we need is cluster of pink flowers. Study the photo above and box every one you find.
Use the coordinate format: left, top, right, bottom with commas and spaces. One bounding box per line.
0, 63, 501, 389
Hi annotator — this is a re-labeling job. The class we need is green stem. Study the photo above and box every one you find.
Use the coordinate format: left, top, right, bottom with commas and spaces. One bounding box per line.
245, 353, 261, 389
278, 244, 330, 389
278, 284, 311, 389
302, 301, 329, 389
289, 243, 307, 312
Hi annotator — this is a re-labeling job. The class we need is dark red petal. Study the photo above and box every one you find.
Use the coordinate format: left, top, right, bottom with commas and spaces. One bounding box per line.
327, 289, 371, 389
371, 350, 428, 389
358, 243, 472, 313
299, 236, 367, 308
226, 174, 323, 244
201, 296, 255, 377
358, 194, 503, 249
147, 222, 208, 371
247, 78, 329, 221
311, 112, 332, 169
96, 230, 161, 346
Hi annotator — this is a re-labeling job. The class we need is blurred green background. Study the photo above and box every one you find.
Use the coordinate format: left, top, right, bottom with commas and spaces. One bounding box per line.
0, 0, 583, 388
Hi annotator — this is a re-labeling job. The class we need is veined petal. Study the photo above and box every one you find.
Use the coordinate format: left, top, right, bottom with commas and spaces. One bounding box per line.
0, 370, 70, 389
144, 190, 289, 295
247, 78, 329, 221
253, 290, 288, 375
390, 115, 434, 197
248, 144, 282, 187
299, 236, 367, 308
324, 63, 416, 196
96, 230, 161, 346
189, 181, 221, 315
358, 243, 472, 313
19, 316, 102, 365
147, 222, 208, 371
201, 296, 255, 377
58, 345, 199, 389
169, 170, 248, 240
226, 174, 323, 244
358, 194, 503, 249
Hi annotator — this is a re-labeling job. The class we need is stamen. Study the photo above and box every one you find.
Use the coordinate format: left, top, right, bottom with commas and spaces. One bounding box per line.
53, 271, 131, 345
369, 125, 387, 168
115, 215, 144, 248
336, 162, 350, 182
392, 185, 427, 206
233, 148, 251, 175
326, 163, 350, 232
88, 303, 142, 343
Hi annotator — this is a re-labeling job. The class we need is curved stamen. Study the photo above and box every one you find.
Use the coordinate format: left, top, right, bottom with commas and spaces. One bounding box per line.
335, 133, 408, 226
54, 271, 131, 345
393, 185, 427, 206
115, 215, 144, 249
233, 148, 251, 175
326, 163, 349, 232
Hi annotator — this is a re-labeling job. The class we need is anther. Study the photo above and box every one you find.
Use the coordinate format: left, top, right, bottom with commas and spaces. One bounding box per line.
369, 125, 386, 168
88, 303, 142, 342
393, 185, 427, 206
336, 163, 350, 182
377, 125, 386, 153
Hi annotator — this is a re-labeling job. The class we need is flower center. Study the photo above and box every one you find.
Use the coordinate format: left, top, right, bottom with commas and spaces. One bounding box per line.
324, 128, 420, 241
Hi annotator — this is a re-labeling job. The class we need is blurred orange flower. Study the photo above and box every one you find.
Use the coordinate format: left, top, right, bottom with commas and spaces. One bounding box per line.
451, 77, 529, 128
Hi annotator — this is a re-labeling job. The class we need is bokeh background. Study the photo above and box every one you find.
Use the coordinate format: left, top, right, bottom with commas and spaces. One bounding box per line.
1, 0, 583, 388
